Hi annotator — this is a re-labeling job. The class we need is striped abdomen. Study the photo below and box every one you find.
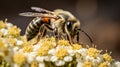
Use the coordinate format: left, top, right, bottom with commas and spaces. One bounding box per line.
25, 18, 44, 41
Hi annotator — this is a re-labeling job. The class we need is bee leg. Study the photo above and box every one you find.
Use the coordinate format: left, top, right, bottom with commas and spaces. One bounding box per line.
33, 25, 46, 45
54, 28, 59, 47
76, 32, 80, 44
66, 33, 73, 45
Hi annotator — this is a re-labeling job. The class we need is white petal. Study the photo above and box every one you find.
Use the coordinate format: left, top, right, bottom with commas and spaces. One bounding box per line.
13, 64, 20, 67
77, 62, 82, 67
27, 56, 34, 63
68, 50, 74, 56
36, 56, 45, 62
6, 23, 13, 28
39, 62, 45, 67
55, 60, 65, 66
44, 56, 50, 61
50, 56, 58, 62
33, 44, 41, 51
48, 49, 56, 55
64, 56, 73, 62
13, 47, 19, 52
113, 61, 120, 67
16, 40, 23, 45
1, 29, 8, 35
29, 52, 37, 57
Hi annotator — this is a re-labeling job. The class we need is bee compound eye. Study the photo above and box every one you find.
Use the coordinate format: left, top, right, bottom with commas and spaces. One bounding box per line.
67, 21, 73, 31
67, 21, 72, 27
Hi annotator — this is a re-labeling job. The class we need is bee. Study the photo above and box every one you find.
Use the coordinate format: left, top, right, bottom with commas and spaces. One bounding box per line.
19, 7, 93, 45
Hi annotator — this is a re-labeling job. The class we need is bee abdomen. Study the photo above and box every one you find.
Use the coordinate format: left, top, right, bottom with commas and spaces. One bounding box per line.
25, 18, 43, 41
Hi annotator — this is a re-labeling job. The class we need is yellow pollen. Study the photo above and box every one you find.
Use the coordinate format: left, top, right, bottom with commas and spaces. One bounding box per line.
0, 21, 6, 29
58, 39, 70, 46
55, 48, 68, 59
8, 26, 21, 37
23, 45, 33, 53
102, 53, 113, 62
87, 48, 100, 58
72, 44, 82, 50
30, 61, 39, 67
82, 61, 93, 67
0, 31, 3, 37
8, 38, 16, 46
0, 40, 4, 48
98, 62, 108, 67
13, 53, 26, 65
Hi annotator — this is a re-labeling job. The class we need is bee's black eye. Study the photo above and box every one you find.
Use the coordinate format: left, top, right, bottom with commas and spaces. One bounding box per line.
67, 21, 73, 31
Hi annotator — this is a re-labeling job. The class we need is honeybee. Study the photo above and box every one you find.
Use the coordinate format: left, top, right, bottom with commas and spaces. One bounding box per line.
19, 7, 93, 45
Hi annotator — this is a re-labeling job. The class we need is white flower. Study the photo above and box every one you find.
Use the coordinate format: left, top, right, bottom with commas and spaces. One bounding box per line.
33, 44, 41, 51
63, 56, 73, 62
36, 56, 45, 62
55, 60, 65, 66
85, 55, 93, 61
76, 48, 87, 56
27, 52, 37, 63
113, 61, 120, 67
16, 40, 23, 46
13, 64, 20, 67
44, 56, 50, 61
39, 62, 45, 67
0, 28, 8, 35
13, 47, 19, 52
77, 62, 82, 67
6, 23, 13, 29
50, 56, 58, 62
85, 55, 103, 66
27, 56, 34, 63
67, 49, 74, 56
48, 49, 56, 55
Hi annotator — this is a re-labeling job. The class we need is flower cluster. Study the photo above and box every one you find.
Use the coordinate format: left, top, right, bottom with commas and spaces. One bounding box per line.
0, 20, 120, 67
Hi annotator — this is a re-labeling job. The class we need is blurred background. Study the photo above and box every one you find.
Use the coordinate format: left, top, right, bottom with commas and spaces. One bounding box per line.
0, 0, 120, 60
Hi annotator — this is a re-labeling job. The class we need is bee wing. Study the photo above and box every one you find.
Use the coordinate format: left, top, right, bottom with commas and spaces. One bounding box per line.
19, 12, 57, 19
31, 7, 54, 14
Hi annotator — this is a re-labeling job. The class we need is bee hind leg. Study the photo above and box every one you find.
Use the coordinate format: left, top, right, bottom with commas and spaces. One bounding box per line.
33, 25, 46, 45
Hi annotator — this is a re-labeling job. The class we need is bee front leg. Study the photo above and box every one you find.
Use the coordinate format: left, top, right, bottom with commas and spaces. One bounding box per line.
76, 32, 80, 44
54, 28, 59, 47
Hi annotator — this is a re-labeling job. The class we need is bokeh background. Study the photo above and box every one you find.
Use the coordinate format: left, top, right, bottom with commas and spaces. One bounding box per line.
0, 0, 120, 60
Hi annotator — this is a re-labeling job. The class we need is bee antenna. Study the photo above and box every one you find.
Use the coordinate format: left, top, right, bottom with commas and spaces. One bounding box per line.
78, 28, 93, 44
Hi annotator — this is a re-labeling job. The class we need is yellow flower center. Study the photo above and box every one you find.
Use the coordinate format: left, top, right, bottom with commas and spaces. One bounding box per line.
45, 37, 55, 42
82, 61, 93, 67
41, 41, 54, 49
55, 48, 68, 59
102, 53, 112, 62
13, 53, 26, 65
0, 21, 6, 29
58, 39, 70, 46
8, 26, 21, 37
23, 45, 33, 53
87, 48, 100, 58
37, 46, 49, 56
0, 31, 3, 37
30, 61, 39, 67
0, 40, 4, 48
72, 44, 82, 50
8, 38, 16, 46
98, 62, 108, 67
37, 40, 54, 56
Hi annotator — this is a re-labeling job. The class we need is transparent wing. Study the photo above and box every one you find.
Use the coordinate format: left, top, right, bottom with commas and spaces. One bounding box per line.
19, 12, 58, 19
31, 7, 53, 14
